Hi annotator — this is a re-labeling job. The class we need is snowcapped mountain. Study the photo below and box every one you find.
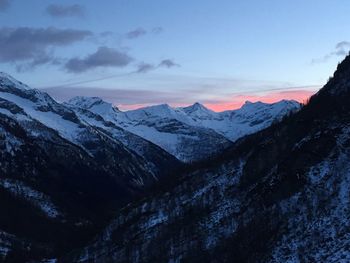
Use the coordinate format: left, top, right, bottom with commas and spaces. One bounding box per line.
67, 98, 233, 162
66, 54, 350, 263
181, 99, 301, 141
68, 96, 122, 117
68, 97, 300, 162
0, 73, 180, 261
0, 75, 179, 183
0, 72, 307, 262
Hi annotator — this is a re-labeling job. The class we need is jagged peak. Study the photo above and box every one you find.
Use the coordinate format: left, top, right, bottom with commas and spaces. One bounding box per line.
68, 96, 118, 109
68, 96, 104, 106
190, 102, 207, 110
235, 100, 301, 117
277, 99, 301, 106
138, 103, 173, 112
241, 99, 299, 108
67, 96, 120, 116
240, 100, 265, 110
182, 102, 213, 113
192, 102, 203, 107
0, 72, 31, 91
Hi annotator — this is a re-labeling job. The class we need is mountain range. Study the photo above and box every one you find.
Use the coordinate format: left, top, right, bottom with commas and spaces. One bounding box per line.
63, 55, 350, 262
66, 96, 300, 162
1, 58, 346, 263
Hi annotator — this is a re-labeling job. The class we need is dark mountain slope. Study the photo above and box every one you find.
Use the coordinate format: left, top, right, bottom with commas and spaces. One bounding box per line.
64, 103, 181, 177
0, 112, 138, 261
67, 56, 350, 262
0, 75, 181, 262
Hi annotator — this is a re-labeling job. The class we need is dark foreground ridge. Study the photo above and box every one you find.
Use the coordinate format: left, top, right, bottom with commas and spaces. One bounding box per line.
64, 55, 350, 262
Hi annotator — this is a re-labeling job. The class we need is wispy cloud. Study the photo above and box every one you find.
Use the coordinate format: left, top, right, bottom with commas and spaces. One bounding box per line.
151, 27, 163, 34
0, 0, 10, 11
46, 4, 85, 18
125, 26, 163, 39
136, 62, 155, 73
159, 59, 180, 68
126, 27, 147, 39
65, 46, 133, 73
312, 41, 350, 63
0, 27, 92, 70
135, 59, 180, 73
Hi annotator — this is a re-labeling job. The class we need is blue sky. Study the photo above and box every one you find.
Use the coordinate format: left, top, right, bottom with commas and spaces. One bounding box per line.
0, 0, 349, 110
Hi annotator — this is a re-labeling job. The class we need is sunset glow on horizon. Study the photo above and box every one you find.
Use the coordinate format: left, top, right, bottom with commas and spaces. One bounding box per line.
204, 89, 316, 112
0, 1, 348, 109
114, 89, 317, 112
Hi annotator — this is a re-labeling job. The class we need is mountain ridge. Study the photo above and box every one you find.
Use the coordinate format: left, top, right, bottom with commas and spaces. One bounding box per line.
68, 96, 300, 162
64, 55, 350, 263
0, 72, 309, 262
0, 73, 181, 261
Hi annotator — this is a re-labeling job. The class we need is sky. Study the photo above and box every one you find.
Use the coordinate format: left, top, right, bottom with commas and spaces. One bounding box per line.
0, 0, 349, 111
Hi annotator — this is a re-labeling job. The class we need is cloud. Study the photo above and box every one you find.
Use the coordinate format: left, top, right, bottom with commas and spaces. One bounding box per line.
136, 62, 155, 73
126, 28, 147, 39
334, 41, 350, 55
125, 26, 163, 39
46, 4, 85, 18
151, 27, 163, 34
135, 59, 180, 74
312, 41, 350, 63
0, 27, 92, 70
159, 59, 180, 68
0, 0, 10, 11
16, 53, 61, 72
65, 46, 133, 73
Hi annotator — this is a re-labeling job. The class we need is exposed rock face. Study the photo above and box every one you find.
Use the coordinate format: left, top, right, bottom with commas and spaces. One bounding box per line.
66, 57, 350, 263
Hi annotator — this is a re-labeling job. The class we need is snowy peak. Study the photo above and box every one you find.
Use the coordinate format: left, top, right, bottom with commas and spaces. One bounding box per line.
0, 73, 176, 185
0, 72, 301, 163
0, 72, 56, 108
183, 102, 208, 112
125, 103, 190, 122
134, 104, 174, 115
67, 96, 120, 116
0, 72, 32, 91
66, 96, 300, 161
228, 100, 301, 125
181, 102, 216, 119
238, 99, 300, 113
68, 96, 106, 108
